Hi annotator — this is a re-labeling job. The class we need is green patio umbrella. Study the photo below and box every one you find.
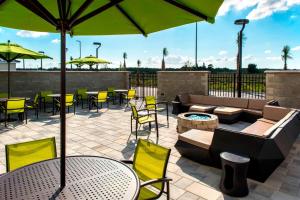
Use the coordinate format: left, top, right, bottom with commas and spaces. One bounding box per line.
0, 0, 224, 188
68, 55, 111, 69
0, 40, 51, 97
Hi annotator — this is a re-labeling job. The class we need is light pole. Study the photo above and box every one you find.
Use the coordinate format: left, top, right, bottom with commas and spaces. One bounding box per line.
38, 51, 44, 70
76, 40, 81, 58
93, 42, 101, 70
234, 19, 249, 98
195, 22, 198, 68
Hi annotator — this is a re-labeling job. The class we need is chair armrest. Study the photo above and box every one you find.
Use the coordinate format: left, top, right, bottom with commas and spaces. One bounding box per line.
120, 160, 133, 164
140, 178, 172, 187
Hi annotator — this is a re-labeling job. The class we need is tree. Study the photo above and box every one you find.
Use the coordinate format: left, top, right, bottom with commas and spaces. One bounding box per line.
123, 52, 127, 69
137, 59, 141, 68
207, 64, 214, 70
161, 47, 168, 70
247, 63, 258, 73
281, 45, 292, 70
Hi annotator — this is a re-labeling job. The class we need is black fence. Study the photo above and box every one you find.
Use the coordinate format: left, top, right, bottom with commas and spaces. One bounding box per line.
208, 73, 266, 99
129, 73, 157, 98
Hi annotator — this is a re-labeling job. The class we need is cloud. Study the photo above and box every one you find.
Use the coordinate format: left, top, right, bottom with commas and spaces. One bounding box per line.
218, 50, 227, 56
51, 39, 60, 44
218, 0, 300, 20
264, 50, 272, 54
266, 56, 281, 60
243, 55, 254, 61
146, 54, 192, 67
16, 30, 49, 38
290, 15, 298, 19
292, 46, 300, 51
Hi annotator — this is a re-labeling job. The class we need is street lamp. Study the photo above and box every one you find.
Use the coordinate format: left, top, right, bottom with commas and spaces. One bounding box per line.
38, 51, 44, 70
234, 19, 249, 98
93, 42, 101, 70
76, 40, 81, 58
195, 22, 198, 68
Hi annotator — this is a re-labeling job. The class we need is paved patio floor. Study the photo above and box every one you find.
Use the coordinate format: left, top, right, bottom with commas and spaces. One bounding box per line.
0, 103, 300, 200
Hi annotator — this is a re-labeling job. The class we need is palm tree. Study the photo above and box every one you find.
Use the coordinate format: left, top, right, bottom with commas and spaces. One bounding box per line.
281, 45, 292, 70
161, 47, 168, 70
123, 52, 127, 69
137, 59, 141, 68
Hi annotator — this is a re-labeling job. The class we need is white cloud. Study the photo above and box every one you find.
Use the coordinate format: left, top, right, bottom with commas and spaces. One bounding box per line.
16, 30, 49, 38
264, 50, 272, 54
218, 50, 227, 56
266, 56, 281, 60
291, 46, 300, 51
218, 0, 259, 16
290, 15, 298, 19
243, 55, 254, 61
146, 54, 192, 67
51, 39, 60, 44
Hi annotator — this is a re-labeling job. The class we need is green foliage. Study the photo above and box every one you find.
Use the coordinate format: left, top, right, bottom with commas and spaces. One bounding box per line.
247, 63, 258, 73
281, 45, 292, 70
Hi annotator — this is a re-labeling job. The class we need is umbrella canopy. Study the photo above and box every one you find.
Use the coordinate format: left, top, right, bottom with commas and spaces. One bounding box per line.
68, 55, 110, 69
0, 41, 51, 97
0, 0, 224, 188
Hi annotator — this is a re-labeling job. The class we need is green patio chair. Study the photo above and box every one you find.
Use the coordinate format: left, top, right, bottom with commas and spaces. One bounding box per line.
76, 88, 88, 109
122, 139, 172, 200
1, 98, 26, 127
55, 94, 76, 114
107, 87, 116, 104
5, 137, 57, 172
130, 103, 158, 143
91, 91, 109, 113
39, 90, 53, 112
145, 96, 169, 127
123, 89, 136, 107
26, 93, 39, 119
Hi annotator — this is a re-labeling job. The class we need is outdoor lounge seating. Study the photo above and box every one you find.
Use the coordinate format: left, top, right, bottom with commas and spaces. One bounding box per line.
173, 94, 278, 123
175, 105, 300, 182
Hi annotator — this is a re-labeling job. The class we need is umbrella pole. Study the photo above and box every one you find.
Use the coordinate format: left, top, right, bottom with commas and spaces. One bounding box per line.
60, 27, 66, 188
8, 61, 10, 98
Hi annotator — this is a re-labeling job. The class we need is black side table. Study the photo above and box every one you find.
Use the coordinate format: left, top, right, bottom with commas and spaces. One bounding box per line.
219, 152, 250, 197
172, 101, 181, 115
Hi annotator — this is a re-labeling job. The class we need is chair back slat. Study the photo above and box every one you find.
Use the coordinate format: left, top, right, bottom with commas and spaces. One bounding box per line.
6, 98, 25, 113
128, 89, 136, 99
145, 96, 156, 110
97, 91, 108, 100
66, 94, 74, 104
133, 139, 171, 191
5, 137, 57, 172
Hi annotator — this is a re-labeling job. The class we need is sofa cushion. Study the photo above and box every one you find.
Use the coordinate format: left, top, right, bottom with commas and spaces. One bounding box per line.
243, 109, 263, 116
241, 120, 275, 138
248, 99, 268, 110
178, 129, 214, 150
263, 105, 291, 122
221, 97, 249, 108
189, 95, 224, 106
189, 105, 216, 112
257, 118, 277, 125
178, 93, 190, 105
214, 107, 243, 115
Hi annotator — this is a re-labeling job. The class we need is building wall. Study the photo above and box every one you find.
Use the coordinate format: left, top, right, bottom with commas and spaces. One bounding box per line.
266, 70, 300, 109
0, 71, 129, 98
157, 71, 209, 102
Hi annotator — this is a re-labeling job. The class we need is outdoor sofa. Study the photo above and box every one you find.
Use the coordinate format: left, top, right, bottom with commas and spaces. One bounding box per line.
173, 94, 278, 123
175, 105, 300, 182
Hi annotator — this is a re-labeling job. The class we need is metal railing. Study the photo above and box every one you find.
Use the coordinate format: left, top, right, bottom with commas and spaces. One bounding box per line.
208, 73, 265, 99
129, 73, 157, 98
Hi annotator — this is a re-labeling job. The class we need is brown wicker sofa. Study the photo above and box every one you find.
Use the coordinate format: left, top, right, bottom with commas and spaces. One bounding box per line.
173, 94, 278, 123
175, 105, 300, 182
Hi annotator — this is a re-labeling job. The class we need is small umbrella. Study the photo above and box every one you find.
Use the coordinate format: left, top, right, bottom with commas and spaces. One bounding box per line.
0, 40, 51, 97
68, 55, 110, 69
0, 0, 224, 188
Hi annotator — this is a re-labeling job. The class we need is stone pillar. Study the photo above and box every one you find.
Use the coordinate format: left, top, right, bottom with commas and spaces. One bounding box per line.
157, 71, 210, 102
266, 70, 300, 108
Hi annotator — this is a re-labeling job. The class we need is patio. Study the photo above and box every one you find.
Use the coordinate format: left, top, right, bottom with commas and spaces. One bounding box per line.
0, 103, 299, 200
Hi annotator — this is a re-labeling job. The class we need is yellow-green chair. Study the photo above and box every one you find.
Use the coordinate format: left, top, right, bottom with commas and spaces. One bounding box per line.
26, 93, 39, 119
130, 103, 158, 143
145, 96, 169, 127
91, 91, 108, 113
107, 87, 116, 104
0, 92, 8, 98
76, 88, 88, 109
5, 137, 57, 172
122, 139, 172, 200
1, 98, 26, 127
123, 89, 136, 107
55, 94, 76, 114
39, 90, 53, 112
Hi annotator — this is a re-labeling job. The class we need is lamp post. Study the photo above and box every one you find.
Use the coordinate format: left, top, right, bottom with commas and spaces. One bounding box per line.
93, 42, 101, 70
76, 40, 81, 58
38, 51, 44, 70
234, 19, 249, 98
195, 22, 198, 68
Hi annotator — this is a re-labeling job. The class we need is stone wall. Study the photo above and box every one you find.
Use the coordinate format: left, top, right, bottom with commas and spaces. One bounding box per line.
157, 71, 209, 102
266, 70, 300, 108
0, 71, 129, 98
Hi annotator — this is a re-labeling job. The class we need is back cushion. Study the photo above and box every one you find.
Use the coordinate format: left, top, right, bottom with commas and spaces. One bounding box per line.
263, 105, 291, 122
189, 95, 224, 106
179, 94, 190, 104
221, 97, 249, 108
189, 95, 204, 104
248, 99, 268, 110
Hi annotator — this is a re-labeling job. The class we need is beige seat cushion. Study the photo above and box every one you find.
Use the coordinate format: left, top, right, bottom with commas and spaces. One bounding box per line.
248, 99, 268, 110
257, 118, 276, 125
263, 105, 291, 122
178, 129, 214, 150
243, 109, 263, 116
221, 97, 249, 108
214, 107, 242, 115
189, 105, 216, 112
241, 120, 274, 138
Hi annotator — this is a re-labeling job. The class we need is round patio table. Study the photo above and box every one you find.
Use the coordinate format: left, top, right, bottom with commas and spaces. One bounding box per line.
0, 156, 140, 200
114, 89, 128, 105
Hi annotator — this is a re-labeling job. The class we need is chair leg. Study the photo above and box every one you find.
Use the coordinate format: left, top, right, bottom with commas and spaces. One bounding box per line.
4, 113, 7, 127
68, 106, 70, 113
25, 111, 27, 124
81, 98, 84, 109
166, 181, 170, 200
149, 122, 151, 132
97, 102, 99, 113
74, 104, 76, 115
36, 108, 39, 119
155, 113, 159, 144
135, 120, 138, 141
166, 105, 169, 128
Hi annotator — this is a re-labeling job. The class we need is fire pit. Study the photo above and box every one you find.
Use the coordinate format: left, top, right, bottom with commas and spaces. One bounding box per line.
177, 112, 219, 133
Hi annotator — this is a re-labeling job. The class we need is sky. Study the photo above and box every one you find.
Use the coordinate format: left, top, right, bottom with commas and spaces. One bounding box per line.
1, 0, 300, 70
